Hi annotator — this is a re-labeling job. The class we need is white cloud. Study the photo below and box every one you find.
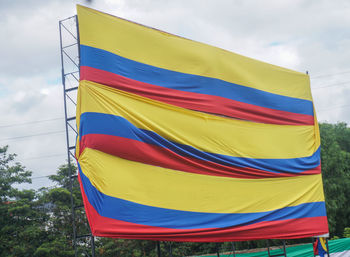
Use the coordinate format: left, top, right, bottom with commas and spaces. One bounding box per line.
0, 0, 349, 189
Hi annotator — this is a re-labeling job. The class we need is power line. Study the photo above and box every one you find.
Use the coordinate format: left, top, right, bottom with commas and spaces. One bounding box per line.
31, 173, 77, 180
317, 104, 350, 112
312, 81, 350, 90
0, 130, 65, 142
311, 70, 350, 79
31, 175, 53, 180
0, 117, 64, 128
21, 153, 66, 161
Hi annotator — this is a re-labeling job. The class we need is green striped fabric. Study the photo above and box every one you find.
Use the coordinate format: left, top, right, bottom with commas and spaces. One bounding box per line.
193, 238, 350, 257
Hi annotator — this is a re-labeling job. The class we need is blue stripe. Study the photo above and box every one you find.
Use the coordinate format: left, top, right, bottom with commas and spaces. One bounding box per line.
79, 165, 326, 229
79, 112, 320, 174
80, 45, 314, 116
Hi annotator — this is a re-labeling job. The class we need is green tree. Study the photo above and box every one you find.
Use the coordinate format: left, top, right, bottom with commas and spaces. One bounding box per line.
319, 123, 350, 237
0, 145, 31, 202
0, 145, 48, 257
34, 163, 89, 257
344, 227, 350, 238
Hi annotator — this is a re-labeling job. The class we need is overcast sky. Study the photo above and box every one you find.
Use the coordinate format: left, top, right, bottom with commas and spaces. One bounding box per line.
1, 0, 349, 190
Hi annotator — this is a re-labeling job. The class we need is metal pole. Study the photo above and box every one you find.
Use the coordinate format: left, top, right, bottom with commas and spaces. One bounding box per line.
326, 238, 330, 257
59, 19, 78, 257
216, 243, 220, 257
91, 236, 95, 257
267, 240, 271, 257
169, 242, 173, 257
76, 15, 81, 68
282, 240, 286, 257
231, 242, 236, 257
157, 241, 161, 257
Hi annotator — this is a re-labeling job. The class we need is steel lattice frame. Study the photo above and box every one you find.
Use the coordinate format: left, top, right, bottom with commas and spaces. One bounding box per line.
59, 15, 95, 257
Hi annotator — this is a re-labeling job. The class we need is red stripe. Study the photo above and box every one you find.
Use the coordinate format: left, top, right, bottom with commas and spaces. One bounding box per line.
78, 174, 328, 242
80, 66, 314, 126
80, 134, 321, 179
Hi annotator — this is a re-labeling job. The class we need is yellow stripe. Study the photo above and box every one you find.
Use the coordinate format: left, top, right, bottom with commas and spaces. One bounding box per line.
77, 5, 312, 101
77, 80, 318, 159
79, 148, 325, 213
320, 238, 327, 250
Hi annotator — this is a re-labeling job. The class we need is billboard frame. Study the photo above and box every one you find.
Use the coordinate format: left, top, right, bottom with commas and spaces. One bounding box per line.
59, 15, 96, 257
59, 9, 328, 256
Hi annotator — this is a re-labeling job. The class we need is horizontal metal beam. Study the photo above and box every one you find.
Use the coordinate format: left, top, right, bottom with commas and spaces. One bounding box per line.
59, 15, 77, 23
67, 116, 76, 121
76, 234, 92, 239
63, 42, 78, 49
64, 71, 79, 76
65, 86, 79, 92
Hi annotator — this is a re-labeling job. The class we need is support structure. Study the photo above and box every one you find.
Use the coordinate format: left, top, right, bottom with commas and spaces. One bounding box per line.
59, 15, 95, 257
157, 241, 161, 257
267, 240, 287, 257
326, 239, 330, 256
231, 242, 236, 257
216, 243, 220, 257
168, 242, 173, 257
58, 13, 321, 257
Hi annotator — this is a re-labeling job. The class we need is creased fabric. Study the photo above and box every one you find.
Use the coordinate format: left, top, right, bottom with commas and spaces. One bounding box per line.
76, 5, 328, 241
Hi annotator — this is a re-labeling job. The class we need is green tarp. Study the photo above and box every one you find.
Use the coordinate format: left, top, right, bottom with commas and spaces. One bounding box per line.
194, 238, 350, 257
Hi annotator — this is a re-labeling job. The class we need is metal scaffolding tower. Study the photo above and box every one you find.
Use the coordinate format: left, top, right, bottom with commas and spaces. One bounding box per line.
59, 15, 96, 257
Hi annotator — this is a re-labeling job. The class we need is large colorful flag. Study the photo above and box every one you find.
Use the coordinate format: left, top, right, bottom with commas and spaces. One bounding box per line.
76, 5, 329, 241
314, 237, 329, 257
